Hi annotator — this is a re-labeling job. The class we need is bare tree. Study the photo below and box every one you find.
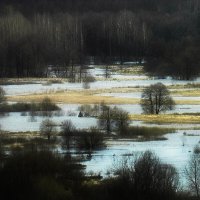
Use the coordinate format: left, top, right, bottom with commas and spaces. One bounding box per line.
76, 126, 104, 151
61, 120, 76, 149
185, 152, 200, 198
114, 151, 179, 199
140, 82, 175, 114
40, 119, 57, 141
0, 87, 6, 103
98, 105, 130, 134
98, 104, 112, 134
112, 107, 130, 135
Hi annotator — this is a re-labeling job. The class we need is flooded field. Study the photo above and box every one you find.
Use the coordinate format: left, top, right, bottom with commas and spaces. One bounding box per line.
2, 66, 200, 96
1, 66, 200, 183
84, 130, 200, 184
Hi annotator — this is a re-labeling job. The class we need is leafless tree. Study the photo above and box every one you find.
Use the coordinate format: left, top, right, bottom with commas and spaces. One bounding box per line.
61, 120, 76, 149
185, 152, 200, 198
114, 151, 179, 199
140, 82, 175, 114
98, 105, 130, 134
0, 87, 6, 103
40, 119, 57, 141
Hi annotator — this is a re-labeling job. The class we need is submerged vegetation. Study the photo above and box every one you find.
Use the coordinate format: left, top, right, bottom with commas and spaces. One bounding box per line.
0, 97, 60, 114
126, 126, 175, 139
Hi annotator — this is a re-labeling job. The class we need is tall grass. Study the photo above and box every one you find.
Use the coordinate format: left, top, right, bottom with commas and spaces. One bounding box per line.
125, 126, 175, 138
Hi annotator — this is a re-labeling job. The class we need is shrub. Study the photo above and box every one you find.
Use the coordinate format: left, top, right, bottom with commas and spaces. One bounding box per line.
40, 97, 59, 116
61, 120, 76, 149
113, 151, 179, 200
40, 119, 57, 141
140, 83, 175, 114
0, 87, 6, 103
76, 127, 104, 150
0, 149, 84, 200
98, 106, 130, 134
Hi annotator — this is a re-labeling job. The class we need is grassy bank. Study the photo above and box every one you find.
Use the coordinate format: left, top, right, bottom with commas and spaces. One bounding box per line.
8, 91, 200, 105
8, 92, 140, 104
0, 78, 66, 85
130, 114, 200, 124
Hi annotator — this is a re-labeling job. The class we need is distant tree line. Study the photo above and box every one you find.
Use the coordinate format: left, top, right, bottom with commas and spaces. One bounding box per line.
0, 0, 200, 79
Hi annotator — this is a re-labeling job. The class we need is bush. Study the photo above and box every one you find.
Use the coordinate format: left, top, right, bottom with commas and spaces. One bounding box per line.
98, 106, 130, 134
76, 127, 105, 150
40, 97, 59, 116
112, 151, 179, 200
78, 104, 101, 117
61, 120, 76, 149
0, 149, 84, 200
140, 83, 175, 114
0, 100, 60, 113
0, 87, 6, 103
40, 119, 57, 141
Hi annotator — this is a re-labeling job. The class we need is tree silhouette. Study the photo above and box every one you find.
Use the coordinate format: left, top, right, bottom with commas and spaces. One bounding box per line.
140, 82, 175, 114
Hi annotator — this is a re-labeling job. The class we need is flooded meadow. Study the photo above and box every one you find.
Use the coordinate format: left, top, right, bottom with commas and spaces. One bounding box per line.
1, 66, 200, 183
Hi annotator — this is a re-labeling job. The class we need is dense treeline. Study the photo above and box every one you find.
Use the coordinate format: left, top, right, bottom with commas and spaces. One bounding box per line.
0, 0, 200, 79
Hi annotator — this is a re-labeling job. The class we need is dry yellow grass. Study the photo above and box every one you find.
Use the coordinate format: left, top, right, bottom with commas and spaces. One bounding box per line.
8, 92, 140, 104
171, 89, 200, 97
8, 90, 200, 105
130, 114, 200, 124
175, 100, 200, 105
88, 87, 142, 94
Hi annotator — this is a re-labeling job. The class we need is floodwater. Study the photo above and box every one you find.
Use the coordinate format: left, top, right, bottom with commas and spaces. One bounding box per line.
1, 103, 200, 132
3, 78, 199, 96
84, 130, 200, 186
0, 112, 97, 132
1, 66, 200, 184
2, 66, 200, 96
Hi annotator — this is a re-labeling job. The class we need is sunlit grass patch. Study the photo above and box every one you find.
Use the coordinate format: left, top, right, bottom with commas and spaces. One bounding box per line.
130, 114, 200, 124
171, 89, 200, 97
8, 92, 140, 104
175, 100, 200, 105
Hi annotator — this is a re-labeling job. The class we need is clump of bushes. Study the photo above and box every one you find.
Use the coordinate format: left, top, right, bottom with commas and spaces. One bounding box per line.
76, 127, 105, 150
78, 104, 101, 117
0, 149, 84, 200
98, 105, 130, 135
0, 97, 60, 115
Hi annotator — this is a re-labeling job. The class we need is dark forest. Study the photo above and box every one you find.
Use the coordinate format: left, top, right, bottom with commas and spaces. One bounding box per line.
0, 0, 200, 79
